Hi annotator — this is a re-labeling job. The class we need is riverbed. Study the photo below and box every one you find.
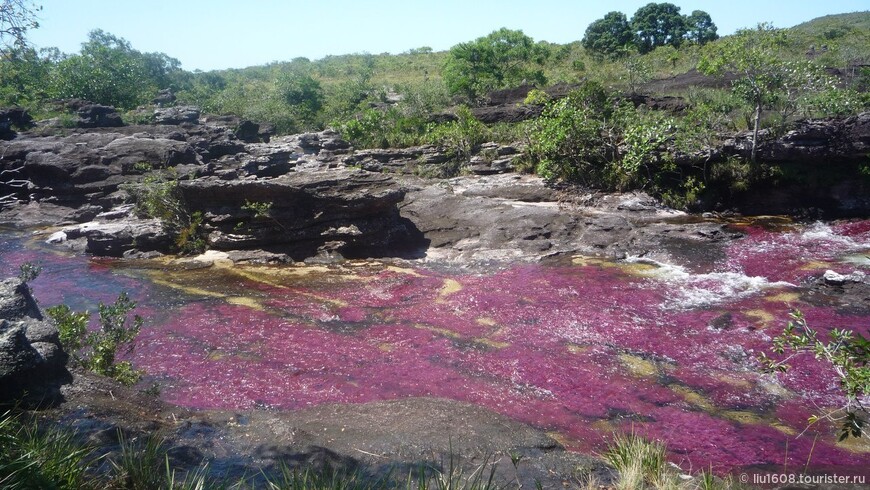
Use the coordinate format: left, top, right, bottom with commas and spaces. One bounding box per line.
2, 218, 869, 475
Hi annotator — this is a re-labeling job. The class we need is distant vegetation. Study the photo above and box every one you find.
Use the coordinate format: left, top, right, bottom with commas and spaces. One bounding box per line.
1, 4, 869, 206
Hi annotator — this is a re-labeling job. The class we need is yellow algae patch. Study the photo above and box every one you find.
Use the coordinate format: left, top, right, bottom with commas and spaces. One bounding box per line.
572, 255, 657, 276
476, 317, 497, 326
722, 410, 764, 425
618, 353, 659, 378
591, 419, 616, 433
473, 338, 510, 349
716, 375, 753, 390
378, 343, 394, 352
770, 422, 797, 436
207, 350, 226, 361
670, 385, 715, 411
545, 431, 573, 448
571, 255, 599, 266
798, 260, 833, 271
567, 343, 588, 354
744, 309, 776, 328
764, 291, 801, 304
414, 323, 461, 338
385, 265, 422, 277
436, 279, 462, 303
615, 262, 661, 276
149, 276, 226, 298
226, 296, 265, 310
230, 267, 349, 307
837, 434, 870, 453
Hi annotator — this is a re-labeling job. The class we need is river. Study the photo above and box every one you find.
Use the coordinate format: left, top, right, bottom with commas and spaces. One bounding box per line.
2, 219, 869, 474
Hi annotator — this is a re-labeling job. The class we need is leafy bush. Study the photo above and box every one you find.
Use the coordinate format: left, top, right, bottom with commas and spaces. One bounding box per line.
335, 107, 430, 149
425, 105, 488, 164
759, 310, 869, 440
17, 261, 41, 283
121, 170, 205, 255
46, 292, 144, 386
47, 30, 182, 109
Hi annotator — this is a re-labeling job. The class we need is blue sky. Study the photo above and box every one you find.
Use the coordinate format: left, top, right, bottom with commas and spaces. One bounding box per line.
26, 0, 870, 71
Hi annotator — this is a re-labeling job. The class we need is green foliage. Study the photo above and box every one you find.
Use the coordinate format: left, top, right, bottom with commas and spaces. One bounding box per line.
277, 71, 324, 128
17, 261, 40, 283
601, 432, 688, 490
804, 87, 869, 117
47, 305, 88, 359
526, 87, 614, 182
619, 107, 675, 187
0, 0, 41, 48
523, 88, 550, 106
619, 49, 652, 94
48, 29, 182, 109
121, 170, 206, 255
46, 292, 144, 386
699, 23, 833, 161
0, 411, 94, 490
335, 107, 430, 149
684, 10, 718, 45
0, 45, 53, 107
109, 431, 168, 490
242, 200, 273, 219
631, 2, 687, 54
426, 105, 489, 166
582, 11, 634, 60
759, 310, 870, 440
443, 28, 548, 102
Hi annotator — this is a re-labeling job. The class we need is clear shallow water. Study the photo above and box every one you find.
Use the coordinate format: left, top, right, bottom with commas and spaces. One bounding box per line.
2, 221, 869, 474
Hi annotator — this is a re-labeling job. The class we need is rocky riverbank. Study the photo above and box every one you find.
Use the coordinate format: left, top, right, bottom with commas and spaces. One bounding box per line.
7, 105, 865, 264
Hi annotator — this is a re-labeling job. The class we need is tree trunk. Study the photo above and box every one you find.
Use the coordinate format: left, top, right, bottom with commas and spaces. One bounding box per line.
751, 102, 761, 163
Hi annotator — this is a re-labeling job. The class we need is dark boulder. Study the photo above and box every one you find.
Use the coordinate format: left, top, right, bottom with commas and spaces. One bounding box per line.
234, 120, 262, 143
0, 107, 33, 139
0, 278, 70, 406
77, 104, 124, 128
153, 88, 177, 107
154, 106, 201, 125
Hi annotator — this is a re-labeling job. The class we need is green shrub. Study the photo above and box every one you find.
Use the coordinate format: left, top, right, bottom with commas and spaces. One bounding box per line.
759, 310, 870, 440
335, 107, 430, 149
47, 292, 144, 386
121, 170, 206, 255
525, 84, 617, 182
425, 105, 489, 164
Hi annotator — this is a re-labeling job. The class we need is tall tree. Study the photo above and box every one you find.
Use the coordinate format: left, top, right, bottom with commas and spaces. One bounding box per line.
49, 30, 182, 109
698, 23, 830, 163
630, 2, 687, 54
443, 28, 548, 102
0, 0, 40, 47
582, 11, 635, 59
685, 10, 718, 45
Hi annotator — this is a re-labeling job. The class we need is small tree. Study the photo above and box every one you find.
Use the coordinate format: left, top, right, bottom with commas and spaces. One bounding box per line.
582, 11, 635, 60
698, 23, 828, 163
443, 28, 548, 102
